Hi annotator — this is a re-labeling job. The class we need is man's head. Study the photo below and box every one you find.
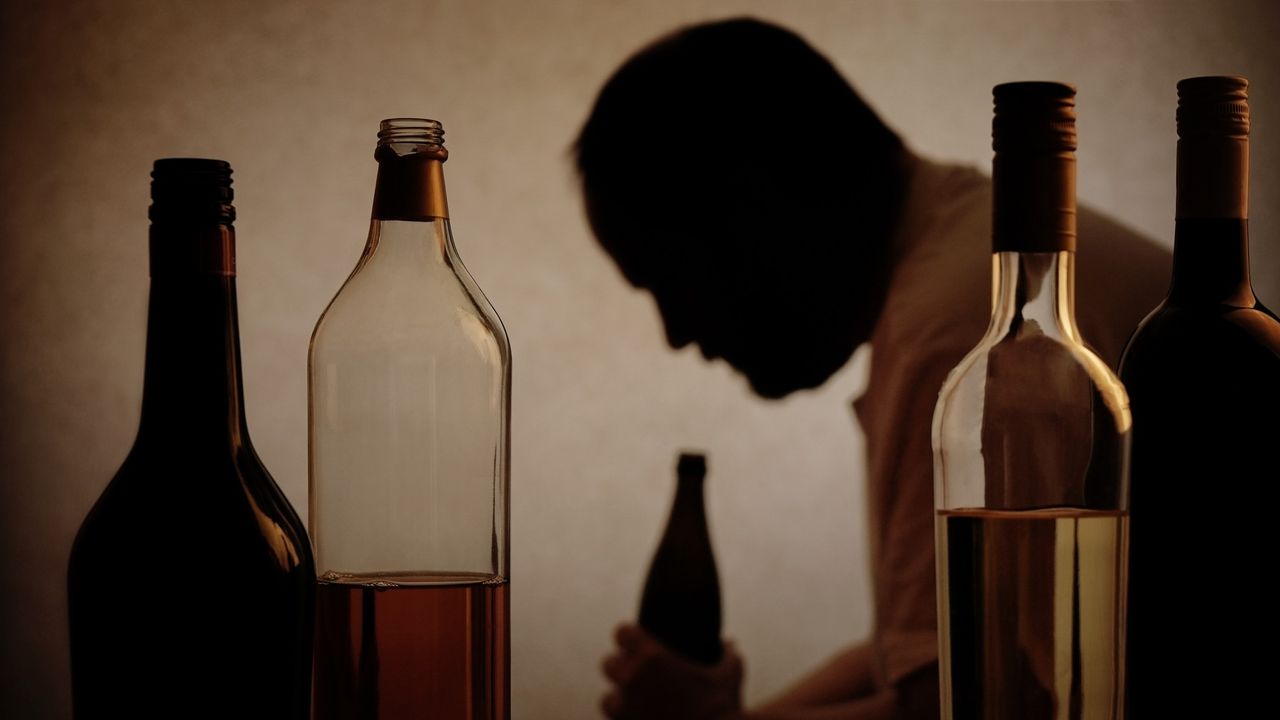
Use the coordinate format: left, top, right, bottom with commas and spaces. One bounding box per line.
575, 18, 910, 398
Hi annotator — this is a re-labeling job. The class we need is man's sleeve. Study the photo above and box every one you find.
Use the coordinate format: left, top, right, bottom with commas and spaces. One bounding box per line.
865, 349, 968, 689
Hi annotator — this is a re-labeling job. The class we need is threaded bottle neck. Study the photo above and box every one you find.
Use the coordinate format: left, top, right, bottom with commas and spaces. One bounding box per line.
149, 158, 235, 226
991, 82, 1078, 253
376, 118, 448, 159
1176, 76, 1249, 219
148, 158, 236, 276
992, 81, 1077, 154
371, 118, 451, 221
1178, 76, 1249, 140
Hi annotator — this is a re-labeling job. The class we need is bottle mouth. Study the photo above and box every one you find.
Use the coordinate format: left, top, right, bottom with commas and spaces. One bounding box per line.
376, 118, 447, 159
149, 157, 235, 225
677, 452, 707, 480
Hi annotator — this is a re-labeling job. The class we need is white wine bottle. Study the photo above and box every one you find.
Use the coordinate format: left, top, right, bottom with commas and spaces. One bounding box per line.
932, 83, 1130, 720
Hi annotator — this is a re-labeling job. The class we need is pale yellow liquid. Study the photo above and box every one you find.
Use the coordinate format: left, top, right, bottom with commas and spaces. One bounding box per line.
937, 508, 1127, 720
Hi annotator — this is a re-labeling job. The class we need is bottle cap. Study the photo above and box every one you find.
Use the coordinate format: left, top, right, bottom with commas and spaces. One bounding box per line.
1176, 76, 1249, 219
1178, 76, 1249, 140
149, 158, 234, 226
992, 81, 1077, 153
991, 81, 1077, 253
677, 452, 707, 480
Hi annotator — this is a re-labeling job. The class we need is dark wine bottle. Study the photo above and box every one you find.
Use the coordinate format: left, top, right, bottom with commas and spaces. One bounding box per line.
638, 452, 723, 665
1120, 76, 1280, 718
67, 159, 315, 718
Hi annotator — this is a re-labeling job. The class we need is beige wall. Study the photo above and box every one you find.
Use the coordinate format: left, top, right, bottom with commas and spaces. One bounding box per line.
2, 1, 1276, 717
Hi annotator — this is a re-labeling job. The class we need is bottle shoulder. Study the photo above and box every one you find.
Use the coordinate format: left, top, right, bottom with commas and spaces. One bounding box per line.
941, 327, 1124, 398
935, 325, 1131, 451
71, 442, 312, 575
1123, 299, 1280, 362
311, 247, 509, 359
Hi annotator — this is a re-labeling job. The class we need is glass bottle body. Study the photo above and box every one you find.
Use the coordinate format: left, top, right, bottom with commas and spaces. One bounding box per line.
309, 126, 511, 719
933, 251, 1130, 720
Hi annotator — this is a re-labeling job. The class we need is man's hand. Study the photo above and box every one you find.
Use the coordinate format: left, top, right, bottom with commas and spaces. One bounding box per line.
601, 623, 745, 720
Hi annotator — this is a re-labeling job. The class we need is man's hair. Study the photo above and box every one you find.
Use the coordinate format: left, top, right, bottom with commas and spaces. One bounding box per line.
574, 17, 907, 279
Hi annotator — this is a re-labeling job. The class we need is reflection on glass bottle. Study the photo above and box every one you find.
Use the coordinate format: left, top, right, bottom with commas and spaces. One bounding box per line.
932, 83, 1129, 720
309, 119, 511, 720
639, 452, 723, 665
67, 159, 315, 718
1120, 76, 1280, 718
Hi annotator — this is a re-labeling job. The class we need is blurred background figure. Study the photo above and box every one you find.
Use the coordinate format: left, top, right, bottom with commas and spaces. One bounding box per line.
576, 18, 1169, 719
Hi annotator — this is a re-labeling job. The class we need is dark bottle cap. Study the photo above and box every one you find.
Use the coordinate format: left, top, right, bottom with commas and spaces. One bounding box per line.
992, 81, 1077, 153
1177, 76, 1249, 140
991, 81, 1077, 253
149, 158, 235, 226
1176, 76, 1249, 219
677, 452, 707, 480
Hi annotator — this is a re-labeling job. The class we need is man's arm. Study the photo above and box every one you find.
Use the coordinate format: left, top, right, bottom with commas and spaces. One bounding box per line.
751, 642, 879, 711
601, 625, 938, 720
750, 646, 938, 720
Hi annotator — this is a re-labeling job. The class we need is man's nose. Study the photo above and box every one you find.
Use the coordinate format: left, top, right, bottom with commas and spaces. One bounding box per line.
653, 294, 695, 350
662, 315, 694, 350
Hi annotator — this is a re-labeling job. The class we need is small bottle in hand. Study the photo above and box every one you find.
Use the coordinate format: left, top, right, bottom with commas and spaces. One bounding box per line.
638, 452, 723, 664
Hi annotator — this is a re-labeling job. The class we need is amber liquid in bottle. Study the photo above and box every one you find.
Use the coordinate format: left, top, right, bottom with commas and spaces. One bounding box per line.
313, 573, 509, 720
309, 120, 512, 720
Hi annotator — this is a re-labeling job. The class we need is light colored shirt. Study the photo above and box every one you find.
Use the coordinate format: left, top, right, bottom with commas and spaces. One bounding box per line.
853, 154, 1171, 688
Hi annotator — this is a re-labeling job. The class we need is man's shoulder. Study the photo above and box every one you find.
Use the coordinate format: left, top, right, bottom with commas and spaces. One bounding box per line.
874, 160, 993, 363
875, 166, 1172, 373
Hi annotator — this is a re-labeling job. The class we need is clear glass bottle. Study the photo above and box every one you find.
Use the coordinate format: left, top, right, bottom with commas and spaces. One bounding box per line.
932, 83, 1130, 719
638, 452, 722, 665
1120, 76, 1280, 718
68, 159, 315, 718
309, 119, 511, 719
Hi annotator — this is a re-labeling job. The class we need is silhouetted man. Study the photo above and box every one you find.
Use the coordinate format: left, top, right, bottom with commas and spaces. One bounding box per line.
576, 18, 1169, 720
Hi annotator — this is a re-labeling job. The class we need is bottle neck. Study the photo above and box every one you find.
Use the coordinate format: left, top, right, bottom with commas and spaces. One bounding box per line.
1169, 219, 1254, 305
371, 146, 450, 222
988, 251, 1080, 343
364, 148, 456, 262
1177, 133, 1248, 220
989, 129, 1079, 340
1171, 134, 1254, 305
137, 224, 247, 448
665, 475, 709, 534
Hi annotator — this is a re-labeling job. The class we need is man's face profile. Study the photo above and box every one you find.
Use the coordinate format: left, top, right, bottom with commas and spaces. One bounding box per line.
575, 19, 903, 400
604, 218, 858, 401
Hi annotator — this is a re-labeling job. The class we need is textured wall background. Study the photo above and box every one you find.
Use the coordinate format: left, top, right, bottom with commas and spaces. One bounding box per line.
2, 1, 1277, 717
